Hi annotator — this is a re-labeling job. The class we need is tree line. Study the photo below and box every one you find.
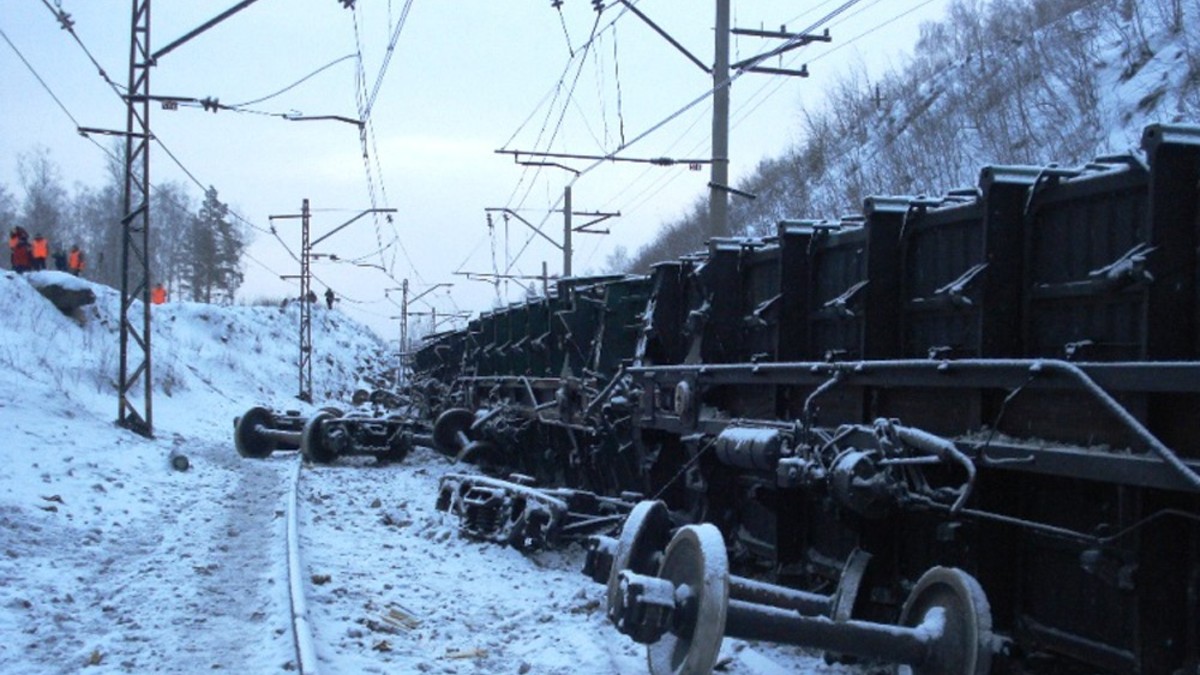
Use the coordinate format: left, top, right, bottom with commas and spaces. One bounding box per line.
614, 0, 1199, 272
0, 145, 246, 303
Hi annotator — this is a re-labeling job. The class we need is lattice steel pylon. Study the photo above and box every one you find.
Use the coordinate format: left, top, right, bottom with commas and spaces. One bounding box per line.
299, 199, 313, 403
118, 0, 154, 437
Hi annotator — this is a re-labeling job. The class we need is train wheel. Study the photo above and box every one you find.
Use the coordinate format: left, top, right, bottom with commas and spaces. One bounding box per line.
896, 567, 993, 675
645, 524, 729, 675
301, 411, 337, 464
379, 429, 412, 464
606, 500, 673, 628
234, 406, 277, 459
433, 408, 474, 456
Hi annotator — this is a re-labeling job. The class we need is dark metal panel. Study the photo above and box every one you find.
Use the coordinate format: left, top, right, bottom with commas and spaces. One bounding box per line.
638, 261, 688, 366
1021, 158, 1152, 360
1142, 123, 1200, 360
595, 276, 652, 377
742, 245, 781, 362
776, 223, 817, 361
696, 244, 743, 363
898, 196, 987, 358
809, 224, 868, 360
862, 199, 904, 359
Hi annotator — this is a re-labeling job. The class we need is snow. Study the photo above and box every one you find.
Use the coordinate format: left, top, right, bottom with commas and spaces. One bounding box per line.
24, 270, 92, 294
0, 270, 856, 674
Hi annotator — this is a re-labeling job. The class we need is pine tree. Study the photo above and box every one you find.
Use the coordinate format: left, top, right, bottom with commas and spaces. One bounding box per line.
182, 187, 245, 303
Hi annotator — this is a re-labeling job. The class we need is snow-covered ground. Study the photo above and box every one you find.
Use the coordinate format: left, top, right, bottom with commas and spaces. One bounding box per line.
0, 271, 856, 674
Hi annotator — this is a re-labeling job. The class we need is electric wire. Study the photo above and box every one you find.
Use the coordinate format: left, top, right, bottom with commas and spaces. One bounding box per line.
600, 0, 912, 233
612, 22, 627, 147
350, 11, 391, 276
228, 54, 358, 107
594, 30, 610, 149
499, 2, 635, 213
37, 0, 125, 98
556, 2, 575, 57
505, 12, 602, 215
20, 3, 452, 321
502, 9, 610, 273
502, 0, 872, 278
5, 22, 286, 271
362, 0, 415, 121
1, 26, 84, 129
22, 4, 310, 276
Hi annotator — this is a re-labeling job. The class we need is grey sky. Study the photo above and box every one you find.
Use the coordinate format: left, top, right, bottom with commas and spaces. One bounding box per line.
1, 0, 953, 339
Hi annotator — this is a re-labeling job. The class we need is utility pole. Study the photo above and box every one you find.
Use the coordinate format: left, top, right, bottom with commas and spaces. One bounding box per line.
401, 279, 408, 383
275, 201, 395, 402
710, 0, 731, 236
610, 0, 829, 238
114, 0, 271, 437
299, 200, 313, 403
117, 0, 152, 437
410, 309, 471, 332
483, 205, 617, 280
272, 199, 313, 402
387, 281, 452, 387
563, 186, 573, 277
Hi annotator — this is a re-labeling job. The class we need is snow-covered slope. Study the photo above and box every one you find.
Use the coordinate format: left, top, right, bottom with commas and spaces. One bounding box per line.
0, 270, 385, 672
0, 271, 854, 674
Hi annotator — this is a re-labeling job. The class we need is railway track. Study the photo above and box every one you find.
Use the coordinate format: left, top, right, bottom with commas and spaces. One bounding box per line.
256, 444, 847, 674
285, 456, 320, 675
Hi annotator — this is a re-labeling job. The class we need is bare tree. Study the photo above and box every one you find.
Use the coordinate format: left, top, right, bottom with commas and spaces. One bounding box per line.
17, 147, 69, 247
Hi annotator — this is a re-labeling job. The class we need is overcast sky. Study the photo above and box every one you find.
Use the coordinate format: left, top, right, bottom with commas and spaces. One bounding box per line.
1, 0, 954, 340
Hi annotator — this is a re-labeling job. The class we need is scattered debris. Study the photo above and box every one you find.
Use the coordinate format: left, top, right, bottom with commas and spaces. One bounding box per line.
444, 648, 487, 660
380, 604, 421, 630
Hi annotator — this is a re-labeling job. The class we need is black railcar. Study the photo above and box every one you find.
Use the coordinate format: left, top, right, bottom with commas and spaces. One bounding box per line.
411, 123, 1200, 674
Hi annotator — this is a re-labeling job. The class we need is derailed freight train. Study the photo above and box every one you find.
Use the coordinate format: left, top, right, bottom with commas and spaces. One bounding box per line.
411, 123, 1200, 674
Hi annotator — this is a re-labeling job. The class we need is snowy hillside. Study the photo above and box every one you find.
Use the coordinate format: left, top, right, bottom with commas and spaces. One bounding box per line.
631, 0, 1200, 267
0, 271, 856, 674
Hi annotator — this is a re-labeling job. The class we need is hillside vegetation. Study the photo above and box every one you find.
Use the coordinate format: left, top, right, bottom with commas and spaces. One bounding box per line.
626, 0, 1200, 270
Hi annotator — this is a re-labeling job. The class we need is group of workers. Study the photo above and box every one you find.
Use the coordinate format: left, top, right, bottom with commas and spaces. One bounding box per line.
302, 287, 337, 309
7, 227, 84, 276
7, 228, 303, 310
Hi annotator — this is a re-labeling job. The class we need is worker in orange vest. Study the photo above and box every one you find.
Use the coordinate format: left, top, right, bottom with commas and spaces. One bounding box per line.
8, 226, 28, 269
151, 283, 168, 305
11, 235, 33, 273
31, 234, 49, 271
68, 245, 85, 276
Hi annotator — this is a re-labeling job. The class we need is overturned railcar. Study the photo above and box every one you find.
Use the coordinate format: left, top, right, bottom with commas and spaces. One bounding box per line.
412, 123, 1200, 674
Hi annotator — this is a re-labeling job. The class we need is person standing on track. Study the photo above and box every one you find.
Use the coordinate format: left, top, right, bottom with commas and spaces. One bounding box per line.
151, 283, 168, 305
